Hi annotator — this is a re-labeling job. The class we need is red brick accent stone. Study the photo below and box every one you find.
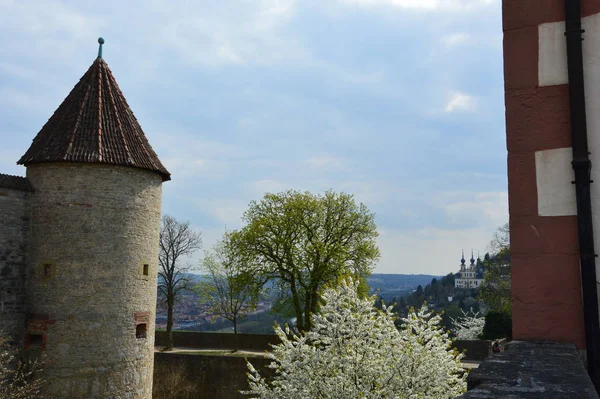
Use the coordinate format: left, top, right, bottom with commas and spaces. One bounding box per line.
505, 86, 572, 153
507, 153, 538, 217
510, 215, 579, 255
512, 253, 585, 349
135, 311, 150, 325
503, 26, 539, 90
503, 1, 563, 31
503, 0, 600, 32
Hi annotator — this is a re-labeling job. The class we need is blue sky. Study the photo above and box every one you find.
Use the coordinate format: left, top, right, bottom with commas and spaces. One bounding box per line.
0, 0, 506, 275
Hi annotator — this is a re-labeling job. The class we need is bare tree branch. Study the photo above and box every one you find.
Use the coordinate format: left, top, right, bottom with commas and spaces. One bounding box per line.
157, 215, 201, 350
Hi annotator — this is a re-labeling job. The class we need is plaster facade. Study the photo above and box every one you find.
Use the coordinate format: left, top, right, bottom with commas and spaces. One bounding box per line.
504, 0, 600, 349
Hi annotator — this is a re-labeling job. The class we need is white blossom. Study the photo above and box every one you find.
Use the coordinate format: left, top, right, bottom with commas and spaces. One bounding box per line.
450, 308, 485, 340
0, 335, 44, 399
243, 280, 467, 398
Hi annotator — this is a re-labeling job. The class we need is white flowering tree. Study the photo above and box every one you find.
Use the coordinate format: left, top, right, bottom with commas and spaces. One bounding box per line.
450, 309, 485, 340
243, 280, 467, 399
0, 336, 44, 399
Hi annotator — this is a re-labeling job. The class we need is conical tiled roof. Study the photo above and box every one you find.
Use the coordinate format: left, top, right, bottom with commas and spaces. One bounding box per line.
18, 56, 170, 181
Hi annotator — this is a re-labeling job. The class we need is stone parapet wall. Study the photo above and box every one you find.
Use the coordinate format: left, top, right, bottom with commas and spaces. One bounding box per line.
453, 340, 493, 361
459, 341, 598, 398
156, 331, 492, 361
0, 186, 31, 343
154, 352, 272, 399
155, 331, 279, 351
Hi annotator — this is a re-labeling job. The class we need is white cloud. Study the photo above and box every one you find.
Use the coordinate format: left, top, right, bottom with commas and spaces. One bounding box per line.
213, 205, 247, 227
162, 158, 209, 179
445, 92, 477, 112
148, 0, 305, 67
190, 198, 250, 228
305, 156, 344, 169
0, 1, 103, 64
248, 179, 289, 196
376, 226, 496, 274
0, 0, 303, 68
339, 0, 497, 11
0, 87, 52, 113
441, 191, 508, 228
441, 32, 471, 46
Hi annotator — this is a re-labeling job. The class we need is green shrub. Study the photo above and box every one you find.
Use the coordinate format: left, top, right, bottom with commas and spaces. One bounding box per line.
480, 311, 512, 340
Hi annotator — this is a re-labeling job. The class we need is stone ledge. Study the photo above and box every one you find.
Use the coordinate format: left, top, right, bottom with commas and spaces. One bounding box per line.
459, 341, 598, 398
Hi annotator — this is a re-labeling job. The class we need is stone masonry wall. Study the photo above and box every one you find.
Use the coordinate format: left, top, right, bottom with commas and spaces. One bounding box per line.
25, 163, 162, 399
0, 186, 31, 343
154, 352, 273, 399
155, 331, 280, 351
459, 341, 598, 398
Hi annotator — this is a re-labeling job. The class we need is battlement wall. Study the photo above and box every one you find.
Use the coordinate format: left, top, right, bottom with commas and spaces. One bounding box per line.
0, 184, 31, 343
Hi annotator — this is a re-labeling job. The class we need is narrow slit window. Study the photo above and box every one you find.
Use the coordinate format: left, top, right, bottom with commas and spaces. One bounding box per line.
143, 264, 149, 276
136, 323, 147, 339
43, 264, 52, 276
27, 334, 43, 349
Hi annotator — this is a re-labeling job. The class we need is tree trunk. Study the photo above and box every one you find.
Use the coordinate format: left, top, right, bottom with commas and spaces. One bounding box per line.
290, 281, 304, 332
304, 290, 313, 331
233, 316, 238, 352
166, 298, 174, 350
307, 286, 320, 331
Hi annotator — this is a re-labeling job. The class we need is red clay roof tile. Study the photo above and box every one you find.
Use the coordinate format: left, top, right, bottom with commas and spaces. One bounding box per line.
18, 57, 170, 181
0, 173, 33, 191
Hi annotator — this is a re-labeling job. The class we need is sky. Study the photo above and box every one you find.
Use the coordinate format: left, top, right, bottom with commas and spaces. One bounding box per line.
0, 0, 507, 275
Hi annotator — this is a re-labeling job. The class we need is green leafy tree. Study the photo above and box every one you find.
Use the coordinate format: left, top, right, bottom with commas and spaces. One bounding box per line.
479, 223, 511, 314
480, 310, 512, 340
196, 233, 261, 351
230, 190, 380, 332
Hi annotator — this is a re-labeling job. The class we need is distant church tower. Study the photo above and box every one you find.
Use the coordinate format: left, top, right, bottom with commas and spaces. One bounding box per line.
9, 38, 170, 398
455, 250, 484, 289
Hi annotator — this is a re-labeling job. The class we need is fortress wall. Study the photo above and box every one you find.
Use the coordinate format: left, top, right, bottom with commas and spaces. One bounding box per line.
0, 186, 31, 343
155, 331, 280, 351
153, 352, 272, 399
25, 163, 162, 399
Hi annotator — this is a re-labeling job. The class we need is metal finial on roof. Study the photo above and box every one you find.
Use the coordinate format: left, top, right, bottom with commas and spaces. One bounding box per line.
97, 37, 105, 58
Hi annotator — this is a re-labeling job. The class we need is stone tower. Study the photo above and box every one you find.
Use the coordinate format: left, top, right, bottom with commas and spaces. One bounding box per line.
16, 39, 170, 398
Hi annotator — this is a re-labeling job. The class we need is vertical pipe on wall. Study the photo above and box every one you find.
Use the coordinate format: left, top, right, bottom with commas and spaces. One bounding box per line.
565, 0, 600, 390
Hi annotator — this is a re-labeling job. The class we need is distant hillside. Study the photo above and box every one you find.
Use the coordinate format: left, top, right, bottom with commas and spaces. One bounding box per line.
368, 274, 440, 292
186, 273, 438, 292
160, 272, 442, 333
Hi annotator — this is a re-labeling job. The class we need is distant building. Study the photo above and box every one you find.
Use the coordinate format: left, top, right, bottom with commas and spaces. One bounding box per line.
454, 251, 484, 289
